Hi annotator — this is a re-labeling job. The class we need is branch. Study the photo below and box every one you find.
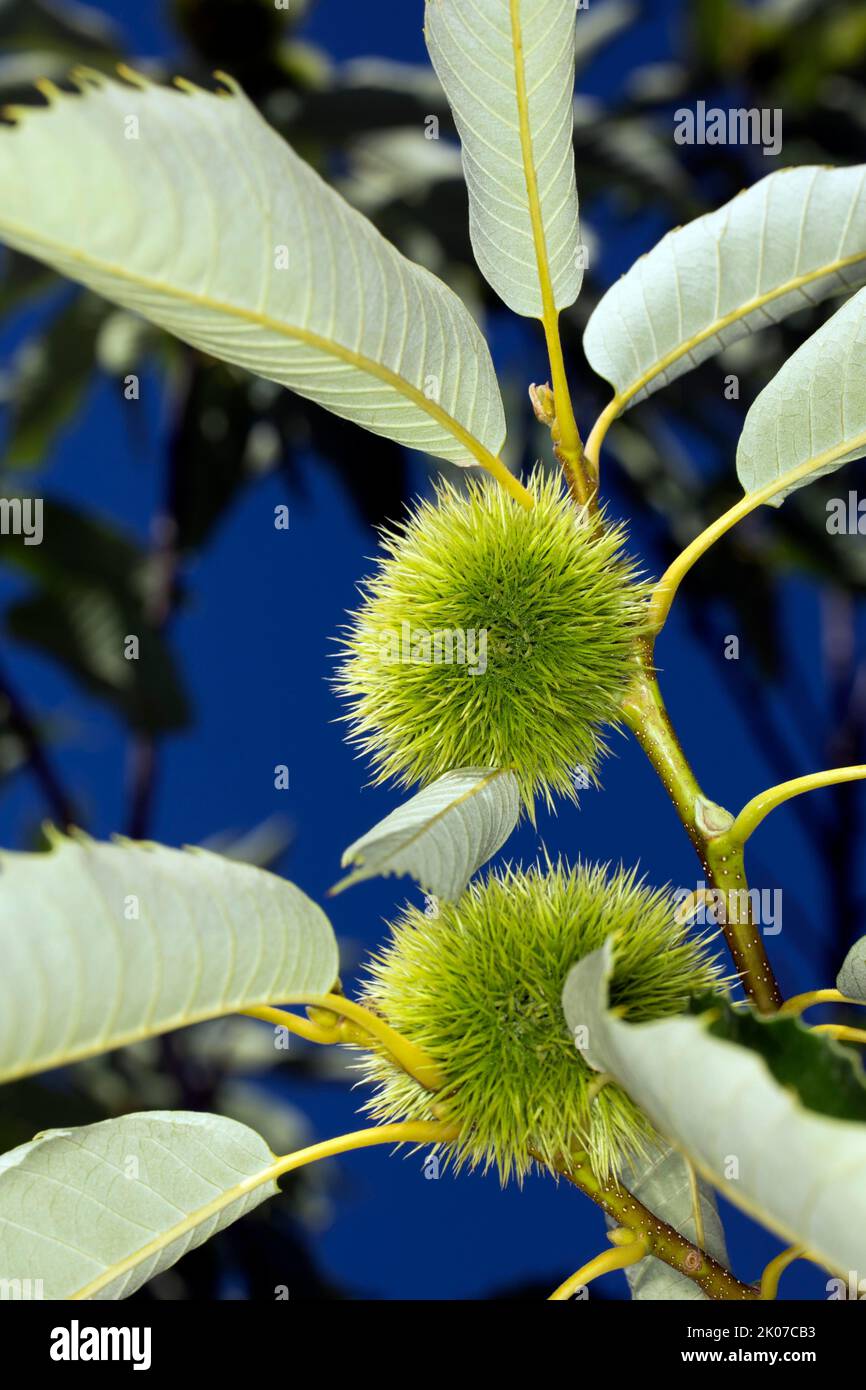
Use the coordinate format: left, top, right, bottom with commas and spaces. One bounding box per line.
622, 641, 783, 1011
560, 1154, 759, 1300
244, 994, 444, 1092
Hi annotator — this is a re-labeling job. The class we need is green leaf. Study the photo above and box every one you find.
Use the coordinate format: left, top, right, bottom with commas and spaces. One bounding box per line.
332, 766, 519, 900
0, 495, 189, 732
0, 831, 339, 1084
563, 942, 866, 1274
0, 71, 507, 476
5, 291, 109, 467
7, 587, 190, 734
584, 166, 866, 413
0, 245, 56, 317
838, 937, 866, 1002
0, 0, 120, 59
612, 1149, 729, 1301
691, 986, 866, 1119
0, 489, 189, 733
425, 0, 582, 317
0, 1110, 279, 1298
737, 286, 866, 504
0, 494, 152, 592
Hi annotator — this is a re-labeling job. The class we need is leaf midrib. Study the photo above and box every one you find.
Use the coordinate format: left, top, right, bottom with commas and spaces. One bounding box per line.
69, 1158, 280, 1299
68, 1120, 450, 1298
614, 246, 866, 410
509, 0, 558, 324
342, 767, 513, 876
0, 215, 503, 474
0, 987, 329, 1085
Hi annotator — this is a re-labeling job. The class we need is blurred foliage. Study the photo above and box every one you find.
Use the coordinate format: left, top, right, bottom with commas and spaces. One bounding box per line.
1, 0, 866, 1299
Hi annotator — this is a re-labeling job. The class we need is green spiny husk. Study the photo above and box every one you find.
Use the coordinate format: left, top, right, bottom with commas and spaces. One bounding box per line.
335, 469, 649, 811
356, 860, 724, 1183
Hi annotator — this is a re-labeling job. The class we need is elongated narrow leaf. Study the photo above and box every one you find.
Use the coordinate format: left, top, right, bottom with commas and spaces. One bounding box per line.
425, 0, 582, 317
0, 71, 505, 470
0, 1111, 279, 1298
0, 832, 338, 1083
737, 287, 866, 503
563, 943, 866, 1275
332, 767, 519, 900
611, 1149, 728, 1301
838, 936, 866, 1002
585, 165, 866, 411
7, 586, 190, 733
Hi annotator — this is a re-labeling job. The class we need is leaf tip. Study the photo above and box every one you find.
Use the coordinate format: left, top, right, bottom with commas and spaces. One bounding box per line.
328, 872, 354, 897
69, 65, 106, 94
116, 63, 151, 91
213, 70, 241, 97
33, 79, 62, 106
173, 76, 203, 97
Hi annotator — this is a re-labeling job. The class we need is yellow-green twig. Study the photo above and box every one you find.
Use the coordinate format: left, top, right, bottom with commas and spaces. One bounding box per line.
584, 396, 621, 479
245, 1004, 345, 1046
71, 1121, 457, 1300
271, 1120, 459, 1180
558, 1155, 759, 1299
244, 994, 444, 1092
759, 1245, 805, 1300
780, 988, 857, 1016
548, 1235, 649, 1300
622, 649, 783, 1011
812, 1023, 866, 1045
648, 451, 864, 635
726, 766, 866, 845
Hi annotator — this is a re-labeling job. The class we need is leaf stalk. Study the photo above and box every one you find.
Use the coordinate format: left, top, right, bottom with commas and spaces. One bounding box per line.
245, 994, 445, 1091
548, 1233, 649, 1300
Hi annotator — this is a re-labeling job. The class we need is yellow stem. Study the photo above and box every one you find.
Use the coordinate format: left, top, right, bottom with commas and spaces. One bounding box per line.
481, 452, 535, 510
727, 766, 866, 845
648, 448, 866, 634
245, 1003, 350, 1046
509, 0, 584, 489
548, 1236, 649, 1301
558, 1154, 757, 1298
780, 988, 856, 1016
271, 1121, 460, 1180
759, 1245, 805, 1300
584, 396, 621, 479
812, 1023, 866, 1044
543, 316, 586, 482
244, 994, 444, 1092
